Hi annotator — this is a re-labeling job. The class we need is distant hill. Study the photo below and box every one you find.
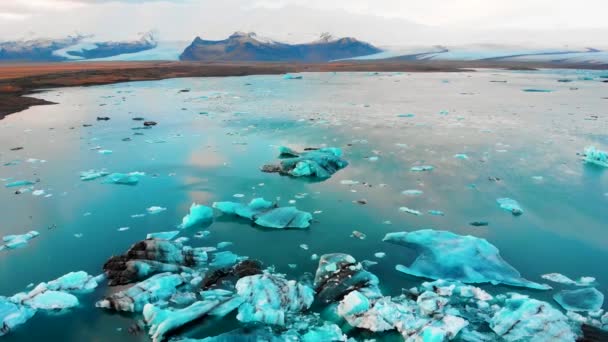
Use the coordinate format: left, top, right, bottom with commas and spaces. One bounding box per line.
0, 32, 158, 62
179, 32, 382, 62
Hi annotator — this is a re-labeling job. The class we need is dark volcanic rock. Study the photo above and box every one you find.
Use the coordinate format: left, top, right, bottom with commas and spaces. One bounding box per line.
143, 121, 157, 126
180, 32, 381, 62
201, 259, 263, 290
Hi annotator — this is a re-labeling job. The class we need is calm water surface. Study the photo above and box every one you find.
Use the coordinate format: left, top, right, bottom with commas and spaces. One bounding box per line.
0, 70, 607, 341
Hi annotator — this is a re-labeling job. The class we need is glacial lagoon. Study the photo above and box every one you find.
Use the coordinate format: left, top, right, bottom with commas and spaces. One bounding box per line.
0, 70, 607, 341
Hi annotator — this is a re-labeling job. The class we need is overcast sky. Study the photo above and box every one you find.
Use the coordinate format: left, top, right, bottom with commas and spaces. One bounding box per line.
1, 0, 607, 46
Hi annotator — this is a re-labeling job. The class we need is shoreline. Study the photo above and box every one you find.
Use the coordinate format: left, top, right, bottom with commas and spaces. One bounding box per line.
0, 60, 606, 120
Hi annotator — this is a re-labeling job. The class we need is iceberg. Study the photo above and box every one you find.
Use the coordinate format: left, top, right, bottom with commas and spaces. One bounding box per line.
213, 198, 312, 229
79, 169, 109, 181
209, 251, 242, 269
490, 296, 576, 341
143, 291, 244, 342
410, 165, 434, 172
146, 206, 167, 214
542, 273, 596, 286
401, 189, 423, 196
261, 147, 348, 180
583, 146, 608, 168
1, 231, 40, 250
496, 198, 523, 216
399, 206, 422, 215
553, 288, 604, 312
146, 231, 180, 240
0, 297, 35, 337
4, 180, 35, 188
383, 230, 551, 290
103, 239, 208, 285
235, 273, 314, 326
96, 272, 188, 312
102, 172, 142, 185
283, 74, 303, 80
179, 203, 213, 229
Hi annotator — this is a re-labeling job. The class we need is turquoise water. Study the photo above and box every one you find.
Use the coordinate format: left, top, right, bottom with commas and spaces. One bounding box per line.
0, 70, 607, 341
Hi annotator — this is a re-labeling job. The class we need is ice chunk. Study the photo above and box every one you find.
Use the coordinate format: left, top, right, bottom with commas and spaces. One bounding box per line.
337, 291, 370, 316
96, 273, 187, 312
102, 172, 142, 185
383, 230, 551, 290
583, 146, 608, 168
401, 189, 423, 196
4, 180, 34, 188
0, 297, 35, 337
235, 273, 314, 326
179, 203, 213, 229
428, 210, 445, 216
45, 271, 104, 293
283, 74, 303, 80
18, 291, 78, 310
496, 198, 523, 216
103, 239, 208, 285
1, 231, 40, 250
399, 206, 422, 215
79, 169, 109, 181
553, 288, 604, 312
490, 296, 576, 341
143, 291, 244, 342
213, 198, 312, 229
542, 273, 596, 286
146, 206, 167, 215
209, 251, 242, 269
261, 147, 348, 180
454, 154, 469, 160
146, 231, 180, 240
410, 165, 434, 172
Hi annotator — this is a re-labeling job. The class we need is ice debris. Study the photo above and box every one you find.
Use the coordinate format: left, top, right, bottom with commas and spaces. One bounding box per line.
583, 146, 608, 168
102, 239, 208, 285
261, 146, 348, 180
1, 231, 40, 251
383, 230, 551, 290
79, 169, 109, 181
4, 180, 34, 188
102, 172, 143, 185
213, 198, 312, 229
147, 231, 180, 240
497, 197, 523, 216
542, 273, 596, 286
402, 189, 423, 196
399, 206, 422, 215
490, 295, 576, 341
283, 74, 303, 80
146, 206, 167, 214
554, 288, 605, 312
236, 273, 314, 326
179, 203, 213, 229
410, 165, 434, 172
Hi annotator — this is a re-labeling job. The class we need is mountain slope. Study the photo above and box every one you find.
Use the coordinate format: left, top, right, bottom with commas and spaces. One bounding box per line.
179, 32, 381, 62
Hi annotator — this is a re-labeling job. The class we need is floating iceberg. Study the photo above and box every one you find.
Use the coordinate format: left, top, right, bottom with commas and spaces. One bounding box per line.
0, 298, 35, 337
102, 239, 208, 285
490, 296, 576, 341
146, 206, 167, 214
144, 291, 244, 342
542, 273, 596, 286
583, 146, 608, 168
4, 180, 34, 188
179, 203, 213, 229
102, 172, 143, 185
1, 231, 40, 251
401, 189, 423, 196
97, 273, 189, 312
283, 74, 303, 80
79, 169, 109, 181
147, 231, 180, 240
454, 153, 469, 160
553, 288, 604, 312
496, 198, 523, 216
235, 273, 314, 326
522, 88, 553, 93
261, 147, 348, 180
383, 230, 551, 290
410, 165, 434, 172
213, 198, 312, 229
399, 206, 422, 215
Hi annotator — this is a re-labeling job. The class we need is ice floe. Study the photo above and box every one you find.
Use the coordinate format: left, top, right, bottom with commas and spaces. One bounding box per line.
213, 197, 312, 229
554, 288, 605, 312
1, 231, 40, 251
261, 146, 348, 180
383, 230, 551, 290
179, 203, 213, 229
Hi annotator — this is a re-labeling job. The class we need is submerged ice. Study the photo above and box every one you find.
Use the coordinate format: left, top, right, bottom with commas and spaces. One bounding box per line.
383, 229, 550, 290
